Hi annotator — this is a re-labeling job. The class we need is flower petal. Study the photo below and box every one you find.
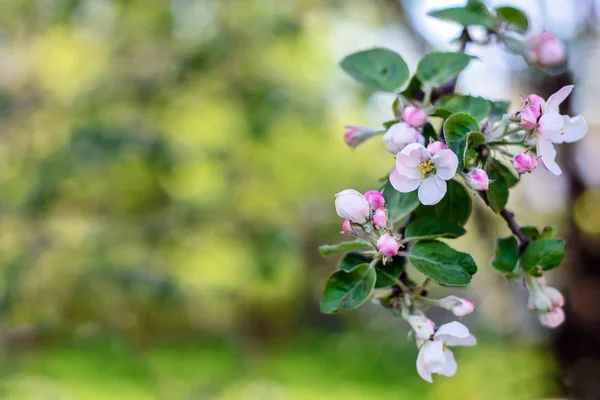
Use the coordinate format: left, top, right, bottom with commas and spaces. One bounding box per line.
438, 349, 458, 377
416, 344, 433, 383
389, 168, 421, 193
422, 340, 446, 368
434, 321, 470, 340
538, 111, 564, 141
537, 139, 562, 176
418, 175, 446, 205
561, 115, 587, 143
432, 149, 458, 180
544, 85, 573, 113
396, 143, 429, 180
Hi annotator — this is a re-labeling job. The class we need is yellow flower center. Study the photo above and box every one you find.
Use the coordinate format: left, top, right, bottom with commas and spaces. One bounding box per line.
418, 160, 435, 179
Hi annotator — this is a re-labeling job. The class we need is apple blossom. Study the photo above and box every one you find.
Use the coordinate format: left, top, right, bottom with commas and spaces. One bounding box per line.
364, 190, 385, 210
401, 106, 427, 128
416, 322, 477, 383
438, 296, 475, 317
335, 189, 370, 224
389, 142, 458, 205
341, 219, 352, 235
512, 152, 537, 174
377, 233, 399, 257
383, 122, 425, 155
372, 208, 387, 229
529, 31, 566, 66
343, 126, 379, 148
465, 169, 489, 191
534, 85, 588, 175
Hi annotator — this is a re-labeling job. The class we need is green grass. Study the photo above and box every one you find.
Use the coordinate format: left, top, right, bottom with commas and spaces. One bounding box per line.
0, 333, 557, 399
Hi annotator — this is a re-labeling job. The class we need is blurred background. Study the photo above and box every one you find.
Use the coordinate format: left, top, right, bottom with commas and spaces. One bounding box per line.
0, 0, 599, 398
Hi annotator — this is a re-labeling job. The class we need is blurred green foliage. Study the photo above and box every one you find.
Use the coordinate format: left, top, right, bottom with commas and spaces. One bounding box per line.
0, 0, 394, 341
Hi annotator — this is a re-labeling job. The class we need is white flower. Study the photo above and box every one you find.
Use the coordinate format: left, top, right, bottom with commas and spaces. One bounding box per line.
535, 85, 588, 176
416, 321, 477, 383
383, 122, 424, 154
334, 189, 370, 224
389, 142, 458, 205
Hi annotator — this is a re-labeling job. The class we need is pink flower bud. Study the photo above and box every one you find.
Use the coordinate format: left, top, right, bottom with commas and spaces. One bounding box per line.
364, 190, 385, 209
426, 141, 447, 155
520, 105, 541, 130
521, 94, 545, 109
538, 307, 565, 329
466, 169, 489, 191
372, 208, 387, 229
529, 31, 566, 66
401, 106, 427, 128
377, 233, 399, 257
438, 296, 475, 317
343, 126, 376, 148
512, 153, 537, 174
341, 219, 353, 235
335, 189, 370, 224
545, 286, 565, 308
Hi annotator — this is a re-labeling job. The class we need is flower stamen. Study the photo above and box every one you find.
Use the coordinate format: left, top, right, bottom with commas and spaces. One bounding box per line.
418, 160, 435, 179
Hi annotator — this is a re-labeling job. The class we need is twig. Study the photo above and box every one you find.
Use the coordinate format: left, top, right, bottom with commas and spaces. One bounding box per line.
500, 209, 529, 253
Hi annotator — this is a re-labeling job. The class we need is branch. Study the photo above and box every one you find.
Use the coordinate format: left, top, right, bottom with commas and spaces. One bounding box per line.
480, 192, 529, 253
500, 209, 529, 253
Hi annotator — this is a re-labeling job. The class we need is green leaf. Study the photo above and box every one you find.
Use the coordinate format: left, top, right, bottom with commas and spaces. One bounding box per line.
340, 48, 409, 92
416, 52, 475, 87
485, 164, 509, 212
443, 113, 484, 170
539, 226, 555, 240
428, 7, 496, 29
381, 180, 420, 223
495, 6, 528, 33
337, 251, 371, 272
491, 236, 519, 273
437, 95, 491, 122
489, 100, 510, 122
415, 180, 472, 227
430, 108, 453, 120
320, 263, 376, 314
408, 240, 477, 286
320, 239, 370, 256
404, 217, 466, 241
521, 226, 540, 241
490, 160, 518, 188
422, 122, 438, 144
520, 239, 565, 272
400, 75, 422, 99
382, 119, 397, 130
374, 256, 406, 289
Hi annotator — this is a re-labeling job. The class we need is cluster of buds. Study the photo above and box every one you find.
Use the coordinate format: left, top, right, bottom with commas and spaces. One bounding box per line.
401, 298, 476, 383
383, 106, 428, 154
525, 275, 565, 328
334, 189, 400, 258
